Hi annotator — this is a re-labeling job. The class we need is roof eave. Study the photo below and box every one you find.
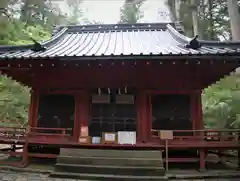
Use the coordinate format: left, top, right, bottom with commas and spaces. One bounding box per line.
1, 54, 240, 62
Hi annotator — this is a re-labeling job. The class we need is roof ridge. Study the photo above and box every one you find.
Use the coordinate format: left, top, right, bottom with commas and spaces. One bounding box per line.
55, 23, 175, 33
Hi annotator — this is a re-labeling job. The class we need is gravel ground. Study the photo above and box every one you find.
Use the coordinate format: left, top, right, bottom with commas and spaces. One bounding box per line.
0, 171, 239, 181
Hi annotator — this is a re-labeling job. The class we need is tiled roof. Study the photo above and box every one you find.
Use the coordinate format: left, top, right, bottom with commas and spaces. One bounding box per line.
0, 23, 240, 60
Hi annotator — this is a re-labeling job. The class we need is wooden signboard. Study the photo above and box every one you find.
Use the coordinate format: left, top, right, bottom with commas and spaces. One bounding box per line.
102, 132, 117, 144
92, 95, 110, 104
80, 126, 88, 137
79, 136, 91, 144
159, 130, 173, 173
159, 130, 173, 140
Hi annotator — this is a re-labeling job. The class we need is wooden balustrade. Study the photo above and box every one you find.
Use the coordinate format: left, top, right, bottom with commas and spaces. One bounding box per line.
151, 129, 240, 142
0, 126, 72, 143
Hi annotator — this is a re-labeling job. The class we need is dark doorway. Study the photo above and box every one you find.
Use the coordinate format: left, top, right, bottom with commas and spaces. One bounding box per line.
152, 94, 192, 136
37, 94, 74, 135
89, 90, 137, 137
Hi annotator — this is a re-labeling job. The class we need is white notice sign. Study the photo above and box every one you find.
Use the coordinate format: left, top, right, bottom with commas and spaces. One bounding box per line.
117, 131, 136, 145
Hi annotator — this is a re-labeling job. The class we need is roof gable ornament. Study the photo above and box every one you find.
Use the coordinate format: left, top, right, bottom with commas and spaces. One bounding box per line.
185, 35, 202, 50
30, 38, 46, 52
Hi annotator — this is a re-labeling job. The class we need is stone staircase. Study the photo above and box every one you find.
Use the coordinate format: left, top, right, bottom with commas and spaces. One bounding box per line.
50, 148, 166, 181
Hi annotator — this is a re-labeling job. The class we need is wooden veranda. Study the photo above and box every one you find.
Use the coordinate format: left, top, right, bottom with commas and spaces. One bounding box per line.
0, 126, 239, 169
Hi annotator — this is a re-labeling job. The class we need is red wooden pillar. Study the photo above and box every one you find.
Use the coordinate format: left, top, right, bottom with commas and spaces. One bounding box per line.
191, 91, 204, 131
76, 91, 90, 140
28, 90, 34, 128
146, 93, 152, 141
137, 90, 151, 142
192, 90, 205, 170
136, 91, 143, 142
31, 90, 39, 128
190, 93, 197, 134
196, 92, 204, 131
73, 94, 81, 141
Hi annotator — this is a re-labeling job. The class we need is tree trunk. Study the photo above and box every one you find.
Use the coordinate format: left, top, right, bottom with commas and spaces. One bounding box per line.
175, 0, 181, 21
191, 0, 200, 37
227, 0, 240, 40
208, 0, 214, 39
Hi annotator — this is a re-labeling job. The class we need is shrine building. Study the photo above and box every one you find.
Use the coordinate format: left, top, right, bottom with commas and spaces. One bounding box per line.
0, 23, 239, 174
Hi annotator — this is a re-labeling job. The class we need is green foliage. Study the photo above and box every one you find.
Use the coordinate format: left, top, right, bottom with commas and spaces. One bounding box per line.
0, 0, 52, 125
0, 18, 50, 45
0, 76, 30, 125
203, 75, 240, 129
119, 0, 145, 23
168, 0, 240, 129
169, 0, 231, 40
20, 0, 69, 31
66, 0, 83, 25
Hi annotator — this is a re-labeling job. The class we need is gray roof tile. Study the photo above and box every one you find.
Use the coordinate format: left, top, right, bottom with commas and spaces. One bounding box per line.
0, 23, 240, 60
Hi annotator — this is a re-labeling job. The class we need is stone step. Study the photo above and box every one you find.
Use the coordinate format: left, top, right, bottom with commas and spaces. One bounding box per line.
50, 171, 168, 181
55, 163, 165, 176
57, 156, 163, 167
60, 148, 162, 159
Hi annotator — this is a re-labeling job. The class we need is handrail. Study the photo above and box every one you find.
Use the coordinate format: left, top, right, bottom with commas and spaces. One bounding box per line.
30, 127, 72, 131
0, 126, 72, 139
151, 129, 240, 141
151, 129, 240, 132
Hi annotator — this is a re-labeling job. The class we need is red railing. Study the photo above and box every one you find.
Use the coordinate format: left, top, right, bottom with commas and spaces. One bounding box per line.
151, 129, 239, 164
151, 129, 240, 141
0, 126, 28, 167
29, 127, 71, 136
0, 126, 72, 167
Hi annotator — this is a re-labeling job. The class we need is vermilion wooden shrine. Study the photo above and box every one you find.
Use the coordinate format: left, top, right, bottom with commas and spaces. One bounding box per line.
0, 23, 239, 170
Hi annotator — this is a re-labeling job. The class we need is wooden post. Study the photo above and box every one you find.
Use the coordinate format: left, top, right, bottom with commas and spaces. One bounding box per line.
136, 91, 149, 142
165, 140, 169, 172
31, 90, 39, 128
192, 91, 205, 170
136, 91, 143, 142
147, 93, 152, 141
28, 90, 34, 127
190, 93, 197, 136
79, 91, 90, 138
199, 149, 205, 171
196, 91, 205, 171
74, 94, 81, 141
160, 130, 173, 173
196, 92, 204, 131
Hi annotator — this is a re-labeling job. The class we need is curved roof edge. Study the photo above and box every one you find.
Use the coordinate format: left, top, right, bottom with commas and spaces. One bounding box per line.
54, 23, 175, 33
166, 24, 190, 44
0, 27, 68, 53
167, 24, 240, 48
